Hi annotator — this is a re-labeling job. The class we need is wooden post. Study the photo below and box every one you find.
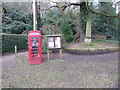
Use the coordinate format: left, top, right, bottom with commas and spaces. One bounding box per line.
60, 49, 62, 60
33, 0, 37, 30
15, 45, 17, 56
47, 50, 50, 60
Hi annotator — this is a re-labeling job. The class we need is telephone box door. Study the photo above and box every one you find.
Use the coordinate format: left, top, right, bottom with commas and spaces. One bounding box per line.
28, 30, 42, 65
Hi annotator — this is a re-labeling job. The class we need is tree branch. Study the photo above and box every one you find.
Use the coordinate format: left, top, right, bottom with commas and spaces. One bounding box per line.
40, 5, 59, 11
90, 10, 118, 18
40, 2, 119, 18
40, 3, 81, 11
61, 3, 81, 11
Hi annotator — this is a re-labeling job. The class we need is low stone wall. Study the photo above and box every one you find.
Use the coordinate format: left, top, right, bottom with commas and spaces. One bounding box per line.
64, 47, 119, 55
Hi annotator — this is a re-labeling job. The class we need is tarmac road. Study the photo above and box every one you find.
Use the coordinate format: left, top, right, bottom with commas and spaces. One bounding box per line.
2, 51, 118, 88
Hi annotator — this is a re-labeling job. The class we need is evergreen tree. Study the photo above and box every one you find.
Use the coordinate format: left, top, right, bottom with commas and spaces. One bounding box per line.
1, 2, 43, 34
93, 2, 118, 40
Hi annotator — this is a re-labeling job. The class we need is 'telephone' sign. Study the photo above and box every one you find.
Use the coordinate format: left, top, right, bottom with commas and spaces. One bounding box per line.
29, 33, 40, 35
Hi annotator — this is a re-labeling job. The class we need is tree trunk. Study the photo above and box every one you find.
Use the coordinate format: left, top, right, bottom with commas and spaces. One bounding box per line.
0, 2, 2, 27
0, 2, 3, 33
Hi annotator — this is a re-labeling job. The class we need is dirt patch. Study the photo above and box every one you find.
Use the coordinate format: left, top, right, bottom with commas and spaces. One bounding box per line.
2, 51, 118, 88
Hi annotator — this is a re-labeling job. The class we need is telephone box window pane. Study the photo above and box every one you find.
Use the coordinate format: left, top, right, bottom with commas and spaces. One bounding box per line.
32, 49, 39, 51
32, 46, 38, 48
31, 40, 38, 42
31, 37, 38, 39
32, 55, 38, 57
32, 52, 39, 54
32, 43, 39, 46
32, 58, 38, 61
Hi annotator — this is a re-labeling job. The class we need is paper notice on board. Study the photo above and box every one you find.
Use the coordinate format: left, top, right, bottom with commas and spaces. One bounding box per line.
48, 42, 54, 48
55, 37, 61, 48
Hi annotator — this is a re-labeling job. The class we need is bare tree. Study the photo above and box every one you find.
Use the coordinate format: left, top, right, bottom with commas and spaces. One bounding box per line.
39, 0, 119, 42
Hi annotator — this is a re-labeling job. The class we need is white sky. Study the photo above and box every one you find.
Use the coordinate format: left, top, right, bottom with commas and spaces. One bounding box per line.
1, 0, 119, 13
1, 0, 120, 2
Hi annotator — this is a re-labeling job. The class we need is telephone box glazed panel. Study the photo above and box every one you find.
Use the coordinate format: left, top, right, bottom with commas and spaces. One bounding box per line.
28, 30, 42, 65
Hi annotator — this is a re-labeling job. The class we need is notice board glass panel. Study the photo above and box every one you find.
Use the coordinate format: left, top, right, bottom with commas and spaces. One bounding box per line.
48, 37, 54, 48
55, 37, 61, 48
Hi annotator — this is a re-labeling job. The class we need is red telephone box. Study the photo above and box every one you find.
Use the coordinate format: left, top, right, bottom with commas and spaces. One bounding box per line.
28, 30, 42, 65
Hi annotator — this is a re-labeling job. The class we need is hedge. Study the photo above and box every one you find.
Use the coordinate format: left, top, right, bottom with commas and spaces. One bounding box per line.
2, 34, 28, 53
1, 33, 47, 54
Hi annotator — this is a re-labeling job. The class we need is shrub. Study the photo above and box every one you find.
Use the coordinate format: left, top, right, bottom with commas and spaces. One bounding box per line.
42, 38, 47, 54
60, 19, 73, 42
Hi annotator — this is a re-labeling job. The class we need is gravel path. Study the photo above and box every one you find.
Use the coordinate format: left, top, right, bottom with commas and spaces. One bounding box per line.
2, 51, 118, 88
